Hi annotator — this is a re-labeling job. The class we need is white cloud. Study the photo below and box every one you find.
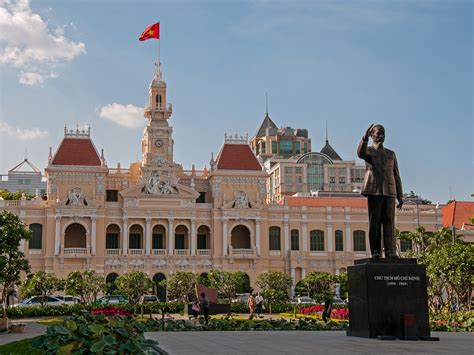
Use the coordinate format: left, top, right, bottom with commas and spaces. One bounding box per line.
98, 103, 144, 129
18, 70, 56, 86
0, 0, 85, 85
0, 121, 49, 140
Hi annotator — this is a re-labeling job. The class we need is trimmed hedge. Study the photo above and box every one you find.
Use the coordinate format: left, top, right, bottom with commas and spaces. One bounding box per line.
7, 302, 185, 318
7, 302, 341, 318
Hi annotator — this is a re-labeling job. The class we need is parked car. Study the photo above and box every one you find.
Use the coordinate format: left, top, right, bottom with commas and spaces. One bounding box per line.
231, 293, 250, 304
95, 295, 128, 305
332, 297, 347, 305
53, 295, 81, 305
14, 296, 64, 307
140, 295, 159, 304
290, 296, 317, 305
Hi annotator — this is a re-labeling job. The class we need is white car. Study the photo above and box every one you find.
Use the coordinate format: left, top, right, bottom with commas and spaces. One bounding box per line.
14, 296, 64, 307
290, 296, 317, 305
52, 295, 81, 305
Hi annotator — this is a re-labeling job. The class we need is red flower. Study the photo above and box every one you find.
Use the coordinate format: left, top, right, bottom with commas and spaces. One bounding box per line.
90, 306, 132, 317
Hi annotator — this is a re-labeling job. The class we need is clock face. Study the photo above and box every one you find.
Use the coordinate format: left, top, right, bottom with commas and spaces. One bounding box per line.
155, 139, 164, 148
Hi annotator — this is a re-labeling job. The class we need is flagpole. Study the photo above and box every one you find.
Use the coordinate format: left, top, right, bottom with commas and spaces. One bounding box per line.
158, 22, 161, 73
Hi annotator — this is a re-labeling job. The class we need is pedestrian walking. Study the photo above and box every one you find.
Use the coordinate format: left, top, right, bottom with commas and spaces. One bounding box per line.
247, 294, 256, 319
191, 300, 200, 326
255, 292, 264, 318
199, 292, 210, 325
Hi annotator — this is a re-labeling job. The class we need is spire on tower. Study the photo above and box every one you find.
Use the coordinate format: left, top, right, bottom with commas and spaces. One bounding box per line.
266, 92, 269, 116
326, 120, 328, 143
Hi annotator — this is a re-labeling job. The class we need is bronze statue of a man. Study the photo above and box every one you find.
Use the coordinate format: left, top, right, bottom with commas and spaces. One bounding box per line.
357, 124, 403, 258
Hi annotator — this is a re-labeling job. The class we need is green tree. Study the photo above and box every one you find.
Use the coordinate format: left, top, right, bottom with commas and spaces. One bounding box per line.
301, 272, 337, 303
0, 211, 31, 317
115, 271, 152, 307
256, 271, 292, 313
425, 243, 474, 312
399, 227, 473, 313
65, 270, 106, 304
166, 272, 198, 302
0, 189, 35, 200
20, 271, 64, 306
208, 270, 245, 301
336, 272, 348, 300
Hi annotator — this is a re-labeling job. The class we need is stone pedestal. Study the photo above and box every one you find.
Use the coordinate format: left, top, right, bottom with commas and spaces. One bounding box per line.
347, 258, 432, 339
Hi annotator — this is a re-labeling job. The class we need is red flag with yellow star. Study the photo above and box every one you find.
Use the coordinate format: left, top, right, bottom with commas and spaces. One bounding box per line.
139, 22, 160, 41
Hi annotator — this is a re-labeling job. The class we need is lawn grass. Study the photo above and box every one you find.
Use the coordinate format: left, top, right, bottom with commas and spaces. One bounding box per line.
0, 337, 42, 355
36, 317, 64, 326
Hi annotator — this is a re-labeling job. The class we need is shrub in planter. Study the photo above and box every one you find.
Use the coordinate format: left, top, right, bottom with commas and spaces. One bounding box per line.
32, 312, 158, 354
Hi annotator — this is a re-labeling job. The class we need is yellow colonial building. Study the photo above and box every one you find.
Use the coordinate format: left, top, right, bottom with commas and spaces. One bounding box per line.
1, 64, 443, 297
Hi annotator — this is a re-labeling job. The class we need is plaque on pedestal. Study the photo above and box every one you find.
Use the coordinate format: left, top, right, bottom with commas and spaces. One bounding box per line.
347, 258, 435, 340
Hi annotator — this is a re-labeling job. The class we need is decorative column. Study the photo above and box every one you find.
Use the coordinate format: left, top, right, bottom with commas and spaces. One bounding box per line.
91, 216, 97, 256
191, 219, 196, 256
222, 219, 228, 256
345, 222, 352, 252
283, 221, 290, 253
145, 218, 151, 255
327, 222, 333, 252
168, 219, 174, 255
302, 221, 308, 252
54, 216, 61, 256
122, 218, 128, 256
255, 219, 261, 256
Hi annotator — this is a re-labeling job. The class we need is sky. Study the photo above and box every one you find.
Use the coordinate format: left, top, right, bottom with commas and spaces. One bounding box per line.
0, 0, 472, 204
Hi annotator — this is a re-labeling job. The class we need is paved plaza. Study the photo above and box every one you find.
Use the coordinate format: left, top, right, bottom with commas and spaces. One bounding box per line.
146, 331, 473, 355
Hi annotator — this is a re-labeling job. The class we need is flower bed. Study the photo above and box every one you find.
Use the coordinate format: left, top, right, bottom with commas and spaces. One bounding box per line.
90, 306, 132, 317
299, 305, 349, 320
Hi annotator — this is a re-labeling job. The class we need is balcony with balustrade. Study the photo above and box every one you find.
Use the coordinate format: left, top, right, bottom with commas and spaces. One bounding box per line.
63, 248, 88, 257
152, 249, 166, 256
174, 249, 190, 256
230, 246, 256, 258
106, 249, 121, 256
197, 249, 211, 257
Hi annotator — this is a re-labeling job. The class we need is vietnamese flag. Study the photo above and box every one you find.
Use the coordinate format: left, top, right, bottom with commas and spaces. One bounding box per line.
139, 22, 160, 41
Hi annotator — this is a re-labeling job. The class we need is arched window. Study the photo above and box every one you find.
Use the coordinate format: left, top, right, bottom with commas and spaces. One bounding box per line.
156, 94, 162, 108
106, 273, 119, 295
400, 239, 412, 252
310, 229, 324, 251
231, 225, 251, 249
65, 223, 86, 248
129, 224, 143, 249
153, 273, 166, 302
29, 224, 42, 249
106, 224, 120, 250
269, 226, 281, 250
335, 230, 343, 251
291, 229, 299, 251
353, 230, 366, 252
152, 225, 166, 250
197, 225, 211, 250
175, 225, 188, 250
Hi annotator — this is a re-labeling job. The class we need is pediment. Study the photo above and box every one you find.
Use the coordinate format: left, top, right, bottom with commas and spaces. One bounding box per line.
55, 187, 98, 208
120, 182, 200, 200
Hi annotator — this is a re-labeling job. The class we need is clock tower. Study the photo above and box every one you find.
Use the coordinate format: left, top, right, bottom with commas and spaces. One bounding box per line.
140, 62, 181, 190
142, 62, 174, 165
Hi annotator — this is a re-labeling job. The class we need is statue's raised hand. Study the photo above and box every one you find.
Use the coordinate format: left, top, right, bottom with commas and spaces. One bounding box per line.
363, 124, 374, 141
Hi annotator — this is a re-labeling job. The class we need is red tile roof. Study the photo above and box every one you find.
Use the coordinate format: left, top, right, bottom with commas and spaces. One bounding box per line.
216, 144, 262, 171
442, 201, 474, 229
52, 138, 101, 166
284, 196, 367, 207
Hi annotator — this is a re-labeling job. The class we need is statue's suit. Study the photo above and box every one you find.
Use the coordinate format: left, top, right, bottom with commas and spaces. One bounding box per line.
357, 139, 403, 257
